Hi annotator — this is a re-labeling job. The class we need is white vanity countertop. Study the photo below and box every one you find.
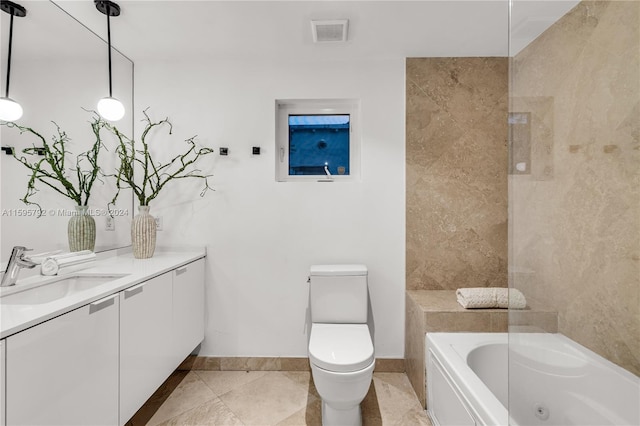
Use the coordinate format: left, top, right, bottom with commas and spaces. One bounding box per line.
0, 249, 206, 339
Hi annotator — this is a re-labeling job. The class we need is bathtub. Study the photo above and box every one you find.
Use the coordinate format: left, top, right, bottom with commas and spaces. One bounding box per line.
426, 332, 640, 426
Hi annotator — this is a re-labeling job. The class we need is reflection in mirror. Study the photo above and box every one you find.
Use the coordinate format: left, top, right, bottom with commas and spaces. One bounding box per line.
0, 0, 133, 265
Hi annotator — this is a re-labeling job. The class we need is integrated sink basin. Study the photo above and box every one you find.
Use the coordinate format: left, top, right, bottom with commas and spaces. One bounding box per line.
0, 274, 128, 305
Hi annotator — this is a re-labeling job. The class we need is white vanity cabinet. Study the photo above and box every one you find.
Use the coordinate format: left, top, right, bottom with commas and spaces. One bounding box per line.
120, 258, 205, 425
1, 339, 5, 426
6, 294, 119, 426
119, 273, 173, 425
1, 254, 206, 426
171, 258, 205, 365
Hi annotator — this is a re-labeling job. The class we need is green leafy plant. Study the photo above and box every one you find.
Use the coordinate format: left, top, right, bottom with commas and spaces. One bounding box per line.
1, 115, 107, 216
106, 109, 214, 207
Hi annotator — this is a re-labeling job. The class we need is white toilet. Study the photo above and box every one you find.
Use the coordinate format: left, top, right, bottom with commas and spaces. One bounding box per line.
308, 264, 375, 426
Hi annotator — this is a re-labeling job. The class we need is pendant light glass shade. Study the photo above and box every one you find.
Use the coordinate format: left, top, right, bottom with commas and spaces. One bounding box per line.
97, 96, 125, 121
95, 1, 123, 122
1, 1, 27, 122
0, 96, 22, 121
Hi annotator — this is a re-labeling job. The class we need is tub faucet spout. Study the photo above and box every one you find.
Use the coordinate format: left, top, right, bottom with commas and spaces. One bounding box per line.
1, 246, 37, 287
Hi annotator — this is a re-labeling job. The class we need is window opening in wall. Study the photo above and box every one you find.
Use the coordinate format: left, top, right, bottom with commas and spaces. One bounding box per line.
276, 99, 360, 182
288, 115, 350, 176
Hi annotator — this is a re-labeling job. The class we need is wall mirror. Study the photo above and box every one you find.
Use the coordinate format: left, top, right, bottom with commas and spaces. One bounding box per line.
0, 0, 133, 264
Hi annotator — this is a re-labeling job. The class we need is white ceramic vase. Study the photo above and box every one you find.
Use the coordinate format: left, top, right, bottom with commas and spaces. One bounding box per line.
131, 205, 156, 259
68, 205, 96, 252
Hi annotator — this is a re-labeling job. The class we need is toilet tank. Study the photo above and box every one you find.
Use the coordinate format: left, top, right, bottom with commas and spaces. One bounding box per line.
309, 264, 368, 324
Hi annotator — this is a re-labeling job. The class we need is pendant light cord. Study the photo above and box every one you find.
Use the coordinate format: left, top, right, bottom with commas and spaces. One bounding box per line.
106, 2, 113, 97
5, 11, 14, 98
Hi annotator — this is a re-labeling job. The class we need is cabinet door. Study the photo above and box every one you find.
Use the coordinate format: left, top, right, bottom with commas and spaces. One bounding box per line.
119, 273, 173, 425
6, 294, 119, 426
172, 258, 205, 365
1, 339, 5, 426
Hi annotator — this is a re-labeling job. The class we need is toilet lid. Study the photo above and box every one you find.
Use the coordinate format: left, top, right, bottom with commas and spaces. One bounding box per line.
309, 323, 375, 373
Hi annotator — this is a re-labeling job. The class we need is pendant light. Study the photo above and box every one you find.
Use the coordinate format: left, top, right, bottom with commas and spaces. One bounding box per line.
0, 1, 26, 122
95, 0, 124, 121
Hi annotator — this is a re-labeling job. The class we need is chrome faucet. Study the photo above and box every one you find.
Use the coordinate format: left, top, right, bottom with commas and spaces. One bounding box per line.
324, 162, 332, 177
1, 246, 37, 287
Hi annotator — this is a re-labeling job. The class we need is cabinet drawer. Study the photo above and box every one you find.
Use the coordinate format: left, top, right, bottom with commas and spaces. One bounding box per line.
6, 295, 119, 426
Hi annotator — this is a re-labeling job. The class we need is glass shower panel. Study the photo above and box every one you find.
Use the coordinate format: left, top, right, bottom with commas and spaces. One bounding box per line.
508, 1, 639, 425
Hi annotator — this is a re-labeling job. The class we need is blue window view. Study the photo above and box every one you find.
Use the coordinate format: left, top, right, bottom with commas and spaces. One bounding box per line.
288, 115, 350, 176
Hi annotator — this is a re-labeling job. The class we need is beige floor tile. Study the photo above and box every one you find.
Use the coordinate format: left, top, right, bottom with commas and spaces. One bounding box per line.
362, 381, 383, 425
139, 369, 427, 426
147, 372, 217, 426
362, 418, 383, 426
127, 371, 189, 426
219, 372, 316, 425
374, 372, 421, 400
371, 373, 425, 423
156, 397, 244, 426
275, 398, 322, 426
392, 408, 433, 426
281, 371, 320, 398
196, 370, 268, 396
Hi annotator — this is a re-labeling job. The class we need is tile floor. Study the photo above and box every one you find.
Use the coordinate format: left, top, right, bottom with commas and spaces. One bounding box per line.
127, 370, 433, 426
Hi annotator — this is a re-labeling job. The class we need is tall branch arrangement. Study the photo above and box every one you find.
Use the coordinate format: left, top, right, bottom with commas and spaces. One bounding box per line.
1, 116, 107, 215
107, 109, 214, 207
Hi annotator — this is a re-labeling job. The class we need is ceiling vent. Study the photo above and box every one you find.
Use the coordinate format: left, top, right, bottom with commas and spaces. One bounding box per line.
311, 19, 349, 43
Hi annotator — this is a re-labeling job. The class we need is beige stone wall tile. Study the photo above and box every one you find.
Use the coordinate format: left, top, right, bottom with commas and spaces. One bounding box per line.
408, 290, 458, 312
405, 292, 427, 406
425, 312, 494, 333
374, 358, 405, 373
192, 357, 221, 371
406, 57, 508, 291
280, 357, 311, 371
490, 312, 509, 332
508, 311, 558, 333
511, 0, 639, 375
220, 357, 281, 371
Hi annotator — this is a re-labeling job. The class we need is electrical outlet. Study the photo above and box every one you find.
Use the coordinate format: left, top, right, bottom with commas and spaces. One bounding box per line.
105, 216, 115, 231
154, 216, 163, 231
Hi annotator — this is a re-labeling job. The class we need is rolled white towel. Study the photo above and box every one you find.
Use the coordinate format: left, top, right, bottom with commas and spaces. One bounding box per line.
41, 251, 96, 276
44, 250, 93, 261
456, 287, 527, 309
24, 250, 64, 265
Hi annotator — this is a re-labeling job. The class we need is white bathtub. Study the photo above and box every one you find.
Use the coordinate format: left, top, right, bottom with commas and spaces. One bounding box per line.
426, 332, 640, 426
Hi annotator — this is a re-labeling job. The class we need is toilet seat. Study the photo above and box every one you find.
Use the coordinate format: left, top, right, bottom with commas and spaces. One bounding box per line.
309, 323, 374, 373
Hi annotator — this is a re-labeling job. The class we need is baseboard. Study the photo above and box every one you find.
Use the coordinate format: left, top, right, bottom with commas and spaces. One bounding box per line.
178, 356, 405, 372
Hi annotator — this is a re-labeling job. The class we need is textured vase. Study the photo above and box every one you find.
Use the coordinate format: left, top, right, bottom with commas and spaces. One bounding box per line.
131, 205, 157, 259
68, 205, 96, 252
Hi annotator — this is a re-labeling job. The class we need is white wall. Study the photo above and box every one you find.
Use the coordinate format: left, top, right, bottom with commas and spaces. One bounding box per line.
135, 57, 405, 358
1, 57, 133, 263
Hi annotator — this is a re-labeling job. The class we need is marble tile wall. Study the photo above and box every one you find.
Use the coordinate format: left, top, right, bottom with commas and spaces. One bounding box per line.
406, 57, 509, 291
510, 1, 640, 375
